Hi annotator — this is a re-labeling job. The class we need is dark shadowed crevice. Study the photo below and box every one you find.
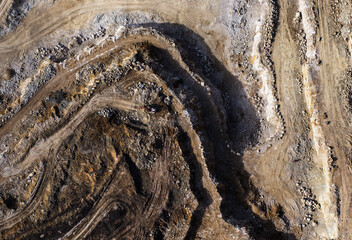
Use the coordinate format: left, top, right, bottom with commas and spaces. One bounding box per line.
177, 130, 212, 240
124, 153, 144, 196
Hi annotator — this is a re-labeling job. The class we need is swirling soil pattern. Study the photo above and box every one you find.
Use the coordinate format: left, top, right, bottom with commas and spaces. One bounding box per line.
0, 0, 352, 239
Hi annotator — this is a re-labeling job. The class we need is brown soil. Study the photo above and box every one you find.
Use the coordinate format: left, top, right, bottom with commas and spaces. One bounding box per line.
0, 0, 351, 239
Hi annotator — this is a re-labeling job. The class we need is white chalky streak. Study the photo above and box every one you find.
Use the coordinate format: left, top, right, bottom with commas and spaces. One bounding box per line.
251, 1, 282, 140
299, 0, 338, 238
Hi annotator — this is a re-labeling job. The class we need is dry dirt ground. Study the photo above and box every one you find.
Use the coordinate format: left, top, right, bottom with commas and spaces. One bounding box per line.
0, 0, 351, 239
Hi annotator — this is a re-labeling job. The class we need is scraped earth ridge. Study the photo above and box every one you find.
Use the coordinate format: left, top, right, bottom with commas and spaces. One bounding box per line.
0, 0, 351, 239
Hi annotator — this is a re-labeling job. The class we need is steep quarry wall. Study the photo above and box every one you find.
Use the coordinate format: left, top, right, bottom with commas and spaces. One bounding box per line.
0, 0, 351, 239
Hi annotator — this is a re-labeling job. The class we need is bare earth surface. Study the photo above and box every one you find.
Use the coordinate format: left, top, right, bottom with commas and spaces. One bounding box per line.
0, 0, 351, 239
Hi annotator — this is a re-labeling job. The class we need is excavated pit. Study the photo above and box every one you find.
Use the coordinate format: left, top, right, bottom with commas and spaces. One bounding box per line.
1, 0, 352, 239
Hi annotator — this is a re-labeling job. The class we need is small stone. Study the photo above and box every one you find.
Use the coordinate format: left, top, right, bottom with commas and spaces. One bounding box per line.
3, 68, 15, 80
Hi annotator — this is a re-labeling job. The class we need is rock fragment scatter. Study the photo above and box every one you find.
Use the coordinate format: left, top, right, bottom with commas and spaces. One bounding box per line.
0, 0, 351, 239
